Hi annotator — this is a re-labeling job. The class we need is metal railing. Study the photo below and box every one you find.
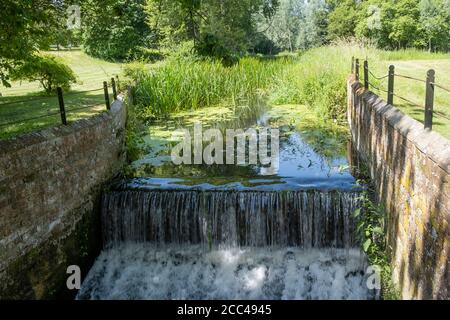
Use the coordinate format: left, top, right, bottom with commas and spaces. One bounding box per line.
351, 57, 450, 130
0, 76, 121, 128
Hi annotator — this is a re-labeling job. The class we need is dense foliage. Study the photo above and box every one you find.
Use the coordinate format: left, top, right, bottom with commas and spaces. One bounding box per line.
0, 1, 59, 87
2, 0, 449, 86
10, 54, 77, 93
263, 0, 450, 52
81, 0, 152, 60
145, 0, 280, 62
140, 0, 450, 57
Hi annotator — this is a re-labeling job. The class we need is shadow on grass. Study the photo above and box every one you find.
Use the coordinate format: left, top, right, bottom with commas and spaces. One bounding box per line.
396, 102, 449, 138
0, 90, 111, 140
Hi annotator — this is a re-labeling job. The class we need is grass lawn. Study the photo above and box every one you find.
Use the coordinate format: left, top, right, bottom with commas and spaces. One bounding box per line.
0, 50, 123, 139
371, 57, 450, 140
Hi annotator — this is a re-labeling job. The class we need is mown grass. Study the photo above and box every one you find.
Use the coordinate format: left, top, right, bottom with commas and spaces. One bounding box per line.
271, 43, 449, 139
0, 50, 123, 139
371, 59, 450, 140
0, 92, 110, 139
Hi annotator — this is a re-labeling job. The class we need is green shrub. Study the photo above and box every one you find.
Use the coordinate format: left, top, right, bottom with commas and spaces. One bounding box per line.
165, 41, 200, 63
123, 60, 149, 83
11, 54, 77, 94
133, 47, 165, 62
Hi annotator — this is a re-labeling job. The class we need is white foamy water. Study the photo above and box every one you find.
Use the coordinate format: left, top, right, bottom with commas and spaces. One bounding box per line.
77, 244, 373, 300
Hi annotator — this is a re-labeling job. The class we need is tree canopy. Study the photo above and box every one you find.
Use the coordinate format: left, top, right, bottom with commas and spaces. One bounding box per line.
262, 0, 450, 52
0, 1, 59, 87
145, 0, 280, 61
81, 0, 152, 60
1, 0, 450, 89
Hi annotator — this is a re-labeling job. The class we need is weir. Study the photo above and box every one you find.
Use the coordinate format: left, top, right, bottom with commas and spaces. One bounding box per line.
78, 104, 373, 300
102, 189, 359, 249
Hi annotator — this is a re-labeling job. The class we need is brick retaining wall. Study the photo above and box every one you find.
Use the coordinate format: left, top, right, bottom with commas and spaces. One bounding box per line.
348, 77, 449, 299
0, 99, 127, 299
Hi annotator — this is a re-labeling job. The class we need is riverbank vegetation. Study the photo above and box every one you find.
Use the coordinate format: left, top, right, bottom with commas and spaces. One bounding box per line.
353, 175, 401, 300
126, 41, 449, 137
2, 1, 449, 138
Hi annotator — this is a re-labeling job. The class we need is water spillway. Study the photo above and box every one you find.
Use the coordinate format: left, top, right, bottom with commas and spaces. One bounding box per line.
78, 104, 373, 300
102, 189, 359, 249
77, 187, 372, 300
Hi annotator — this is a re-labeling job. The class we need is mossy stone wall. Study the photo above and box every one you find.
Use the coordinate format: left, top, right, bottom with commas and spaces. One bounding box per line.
348, 77, 449, 299
0, 100, 127, 299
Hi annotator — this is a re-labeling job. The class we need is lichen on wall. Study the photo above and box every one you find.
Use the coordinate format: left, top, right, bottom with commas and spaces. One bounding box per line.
348, 77, 450, 300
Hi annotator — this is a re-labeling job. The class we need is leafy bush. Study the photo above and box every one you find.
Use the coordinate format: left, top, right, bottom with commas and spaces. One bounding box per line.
133, 47, 165, 62
11, 54, 77, 94
195, 33, 240, 66
165, 41, 200, 63
123, 60, 149, 83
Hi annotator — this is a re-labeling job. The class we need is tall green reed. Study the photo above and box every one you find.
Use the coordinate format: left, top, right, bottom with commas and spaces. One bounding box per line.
130, 56, 293, 118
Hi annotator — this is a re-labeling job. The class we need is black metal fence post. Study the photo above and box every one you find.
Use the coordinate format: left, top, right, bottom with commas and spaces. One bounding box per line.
103, 81, 110, 110
116, 75, 120, 92
111, 77, 117, 100
424, 69, 435, 130
355, 59, 360, 81
364, 60, 369, 90
387, 65, 395, 105
57, 87, 67, 125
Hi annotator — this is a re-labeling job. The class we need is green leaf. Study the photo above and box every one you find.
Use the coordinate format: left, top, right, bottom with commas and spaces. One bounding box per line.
363, 238, 371, 252
372, 226, 383, 234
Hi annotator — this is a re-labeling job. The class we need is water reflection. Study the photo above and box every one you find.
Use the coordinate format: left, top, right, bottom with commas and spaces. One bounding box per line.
126, 104, 357, 190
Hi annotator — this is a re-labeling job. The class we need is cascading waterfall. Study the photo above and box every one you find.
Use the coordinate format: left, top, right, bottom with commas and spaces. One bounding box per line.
102, 190, 359, 249
77, 245, 370, 300
77, 104, 374, 300
77, 188, 373, 300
